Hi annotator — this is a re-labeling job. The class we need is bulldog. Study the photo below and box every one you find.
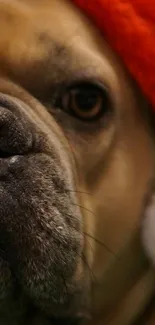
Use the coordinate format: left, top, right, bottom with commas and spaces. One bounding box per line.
0, 0, 155, 324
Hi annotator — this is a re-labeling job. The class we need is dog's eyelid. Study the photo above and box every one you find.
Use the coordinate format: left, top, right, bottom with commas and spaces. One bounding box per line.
51, 73, 111, 100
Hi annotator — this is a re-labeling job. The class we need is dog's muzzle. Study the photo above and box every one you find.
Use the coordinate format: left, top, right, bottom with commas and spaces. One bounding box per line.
0, 93, 88, 323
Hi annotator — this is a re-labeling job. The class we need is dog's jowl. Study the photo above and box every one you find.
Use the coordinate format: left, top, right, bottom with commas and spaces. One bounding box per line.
0, 0, 155, 324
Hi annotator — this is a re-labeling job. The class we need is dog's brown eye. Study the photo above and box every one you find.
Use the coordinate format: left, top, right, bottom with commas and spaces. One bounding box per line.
58, 83, 109, 121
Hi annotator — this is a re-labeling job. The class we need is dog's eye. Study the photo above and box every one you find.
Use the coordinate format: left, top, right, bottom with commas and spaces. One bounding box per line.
57, 82, 109, 121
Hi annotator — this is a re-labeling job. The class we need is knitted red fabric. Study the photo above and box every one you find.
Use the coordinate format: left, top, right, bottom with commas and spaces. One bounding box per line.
72, 0, 155, 110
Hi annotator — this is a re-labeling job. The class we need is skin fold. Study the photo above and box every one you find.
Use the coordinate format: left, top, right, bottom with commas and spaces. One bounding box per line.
0, 0, 154, 324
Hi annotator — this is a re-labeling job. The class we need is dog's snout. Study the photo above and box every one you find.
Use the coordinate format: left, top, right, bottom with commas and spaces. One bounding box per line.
0, 88, 85, 320
0, 97, 32, 157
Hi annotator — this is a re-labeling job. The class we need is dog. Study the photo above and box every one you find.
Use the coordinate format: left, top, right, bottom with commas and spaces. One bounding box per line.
0, 0, 155, 324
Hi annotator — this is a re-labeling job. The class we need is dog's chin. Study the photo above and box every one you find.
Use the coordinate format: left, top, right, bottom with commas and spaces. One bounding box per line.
0, 153, 88, 323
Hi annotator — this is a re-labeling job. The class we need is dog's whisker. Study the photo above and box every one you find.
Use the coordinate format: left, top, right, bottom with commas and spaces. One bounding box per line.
83, 231, 117, 258
71, 203, 97, 218
64, 212, 97, 283
65, 190, 93, 196
64, 212, 117, 259
80, 252, 97, 285
61, 215, 96, 283
70, 242, 97, 285
64, 212, 95, 255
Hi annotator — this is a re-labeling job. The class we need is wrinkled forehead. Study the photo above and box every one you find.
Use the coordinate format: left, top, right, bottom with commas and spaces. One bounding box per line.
0, 0, 123, 102
0, 0, 120, 69
0, 0, 103, 56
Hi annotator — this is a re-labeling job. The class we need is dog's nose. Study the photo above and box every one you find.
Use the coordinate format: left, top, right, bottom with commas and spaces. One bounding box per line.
0, 97, 32, 157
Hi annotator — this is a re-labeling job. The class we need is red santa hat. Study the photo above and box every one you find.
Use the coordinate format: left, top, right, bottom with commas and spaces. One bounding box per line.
72, 0, 155, 110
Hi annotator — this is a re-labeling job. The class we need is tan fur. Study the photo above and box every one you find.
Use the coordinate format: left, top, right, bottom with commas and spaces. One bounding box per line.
0, 0, 154, 324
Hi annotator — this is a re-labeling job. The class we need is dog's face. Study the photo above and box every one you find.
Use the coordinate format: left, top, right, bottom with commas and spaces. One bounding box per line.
0, 0, 154, 324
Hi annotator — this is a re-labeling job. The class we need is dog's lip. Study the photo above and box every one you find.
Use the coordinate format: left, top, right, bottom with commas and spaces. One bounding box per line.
0, 155, 21, 163
0, 154, 22, 175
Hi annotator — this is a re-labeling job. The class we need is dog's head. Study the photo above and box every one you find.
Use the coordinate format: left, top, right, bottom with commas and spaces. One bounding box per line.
0, 0, 154, 324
